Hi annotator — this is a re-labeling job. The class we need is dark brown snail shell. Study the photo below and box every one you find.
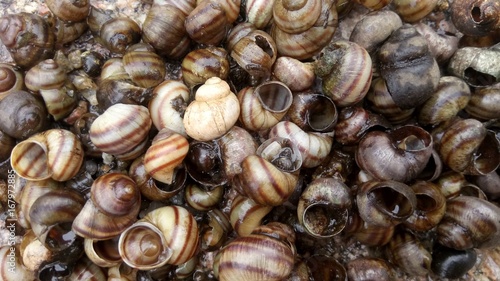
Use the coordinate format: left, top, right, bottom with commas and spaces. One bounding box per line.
451, 0, 500, 37
378, 24, 440, 109
46, 0, 90, 22
0, 13, 55, 69
0, 90, 48, 139
99, 17, 141, 54
431, 244, 478, 279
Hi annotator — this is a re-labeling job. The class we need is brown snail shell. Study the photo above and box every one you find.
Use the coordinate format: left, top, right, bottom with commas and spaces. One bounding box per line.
346, 257, 395, 281
144, 128, 189, 185
50, 15, 89, 47
0, 13, 55, 69
185, 0, 230, 45
378, 24, 440, 109
451, 0, 500, 37
403, 181, 447, 232
232, 137, 301, 206
356, 179, 417, 227
385, 230, 432, 276
185, 139, 228, 187
0, 91, 49, 140
269, 121, 333, 168
465, 83, 500, 120
118, 205, 199, 269
99, 17, 141, 54
142, 3, 190, 59
183, 77, 240, 141
185, 184, 225, 211
84, 236, 122, 268
226, 22, 257, 53
346, 211, 395, 246
10, 129, 84, 181
149, 80, 190, 136
215, 222, 296, 281
200, 209, 231, 251
0, 63, 23, 100
181, 46, 230, 88
286, 92, 338, 133
123, 43, 166, 89
356, 125, 433, 182
297, 177, 352, 238
272, 0, 322, 34
366, 78, 414, 125
231, 30, 278, 79
29, 189, 85, 251
270, 0, 338, 60
350, 10, 403, 53
96, 73, 153, 110
0, 246, 36, 280
314, 40, 372, 107
46, 0, 90, 22
272, 56, 315, 92
391, 0, 439, 23
237, 80, 293, 132
334, 106, 391, 145
417, 76, 471, 126
438, 118, 500, 175
437, 196, 500, 250
216, 125, 258, 181
39, 80, 77, 121
90, 103, 152, 158
72, 173, 141, 240
245, 0, 275, 29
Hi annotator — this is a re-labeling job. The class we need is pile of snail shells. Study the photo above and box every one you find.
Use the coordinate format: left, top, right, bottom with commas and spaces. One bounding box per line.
1, 0, 500, 280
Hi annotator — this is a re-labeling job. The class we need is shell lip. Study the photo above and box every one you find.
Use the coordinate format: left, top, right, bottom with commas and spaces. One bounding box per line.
10, 136, 52, 181
255, 80, 293, 113
256, 137, 302, 173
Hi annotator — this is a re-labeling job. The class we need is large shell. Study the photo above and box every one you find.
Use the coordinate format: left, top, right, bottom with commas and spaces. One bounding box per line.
149, 80, 190, 136
11, 129, 84, 181
90, 103, 152, 156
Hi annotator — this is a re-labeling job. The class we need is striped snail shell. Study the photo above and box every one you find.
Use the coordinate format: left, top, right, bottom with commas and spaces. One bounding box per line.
90, 103, 152, 158
215, 222, 296, 281
10, 129, 84, 182
118, 205, 199, 269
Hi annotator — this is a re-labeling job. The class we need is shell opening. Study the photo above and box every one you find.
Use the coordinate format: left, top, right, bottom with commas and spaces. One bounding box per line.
11, 140, 50, 180
256, 82, 292, 113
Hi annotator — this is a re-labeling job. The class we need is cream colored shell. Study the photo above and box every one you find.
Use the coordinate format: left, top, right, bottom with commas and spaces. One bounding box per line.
183, 77, 240, 141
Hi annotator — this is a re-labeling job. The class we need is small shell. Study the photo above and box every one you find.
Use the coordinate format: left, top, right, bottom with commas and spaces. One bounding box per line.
185, 184, 225, 211
10, 129, 84, 181
46, 0, 90, 22
272, 56, 315, 92
466, 83, 500, 120
24, 59, 67, 92
183, 77, 240, 141
90, 103, 152, 156
84, 237, 122, 268
229, 194, 273, 236
231, 30, 278, 79
0, 63, 23, 100
90, 173, 141, 217
123, 44, 166, 88
181, 46, 229, 88
99, 17, 141, 54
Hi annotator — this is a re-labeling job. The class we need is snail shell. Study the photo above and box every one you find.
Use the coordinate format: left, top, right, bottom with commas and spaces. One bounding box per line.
0, 13, 55, 69
447, 46, 500, 87
144, 128, 189, 185
245, 0, 275, 29
465, 83, 500, 120
356, 179, 417, 227
273, 0, 322, 33
385, 230, 432, 276
237, 80, 293, 132
99, 17, 141, 54
391, 0, 439, 23
46, 0, 90, 22
231, 30, 278, 79
402, 181, 447, 232
183, 77, 240, 141
437, 196, 500, 250
72, 173, 141, 240
215, 222, 296, 281
346, 257, 395, 281
0, 246, 36, 280
11, 129, 84, 181
272, 56, 315, 92
185, 0, 230, 45
297, 177, 352, 238
123, 43, 166, 88
334, 106, 391, 145
185, 139, 228, 187
350, 10, 402, 53
181, 46, 229, 88
90, 103, 152, 158
378, 24, 440, 109
232, 137, 301, 206
356, 125, 433, 182
118, 205, 199, 269
185, 184, 225, 211
0, 63, 23, 100
269, 121, 333, 168
148, 80, 190, 136
286, 92, 338, 133
229, 194, 273, 236
366, 78, 414, 125
451, 0, 500, 37
315, 40, 372, 107
438, 118, 500, 175
142, 3, 190, 59
84, 237, 122, 268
